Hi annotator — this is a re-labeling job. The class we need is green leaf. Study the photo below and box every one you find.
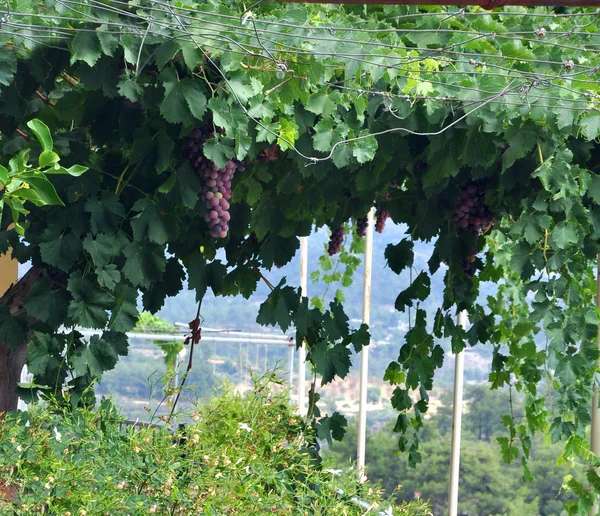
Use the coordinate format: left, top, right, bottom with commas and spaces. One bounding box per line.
351, 323, 370, 353
588, 175, 600, 204
312, 341, 352, 385
385, 239, 414, 274
0, 165, 7, 185
45, 165, 88, 177
38, 151, 60, 168
25, 277, 69, 328
131, 197, 172, 245
117, 78, 144, 102
16, 173, 64, 206
163, 163, 201, 209
160, 69, 207, 126
395, 272, 430, 312
352, 135, 378, 164
96, 264, 120, 290
277, 119, 299, 152
312, 118, 335, 152
85, 194, 126, 234
69, 31, 102, 67
502, 121, 538, 171
109, 285, 139, 333
39, 227, 82, 272
27, 332, 65, 382
306, 90, 339, 117
83, 233, 121, 267
257, 280, 299, 333
26, 119, 53, 152
71, 332, 128, 378
580, 112, 600, 141
67, 272, 113, 329
122, 242, 166, 288
550, 221, 580, 249
0, 47, 17, 87
316, 412, 347, 445
203, 138, 235, 168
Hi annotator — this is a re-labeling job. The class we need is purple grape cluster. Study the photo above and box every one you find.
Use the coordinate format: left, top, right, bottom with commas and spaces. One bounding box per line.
461, 249, 477, 280
453, 182, 493, 237
356, 216, 369, 237
181, 126, 245, 239
328, 226, 344, 256
375, 206, 389, 233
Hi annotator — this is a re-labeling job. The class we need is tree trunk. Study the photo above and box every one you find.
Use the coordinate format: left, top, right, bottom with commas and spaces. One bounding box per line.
0, 266, 44, 415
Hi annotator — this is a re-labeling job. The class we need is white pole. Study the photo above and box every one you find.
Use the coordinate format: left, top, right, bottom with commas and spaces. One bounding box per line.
590, 254, 600, 516
448, 310, 468, 516
288, 344, 295, 402
298, 236, 309, 414
357, 207, 375, 483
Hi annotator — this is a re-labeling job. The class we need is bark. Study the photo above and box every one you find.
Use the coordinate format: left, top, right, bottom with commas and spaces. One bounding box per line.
0, 266, 44, 415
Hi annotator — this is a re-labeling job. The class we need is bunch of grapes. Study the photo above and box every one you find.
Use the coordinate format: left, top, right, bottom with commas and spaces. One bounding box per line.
453, 182, 493, 237
181, 126, 245, 239
375, 205, 390, 233
460, 249, 477, 280
328, 226, 344, 256
453, 182, 494, 279
356, 216, 369, 237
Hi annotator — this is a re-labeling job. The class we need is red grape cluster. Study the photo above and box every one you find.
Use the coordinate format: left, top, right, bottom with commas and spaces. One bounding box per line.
328, 226, 344, 255
375, 206, 390, 233
460, 250, 477, 280
356, 216, 369, 237
181, 126, 245, 239
453, 182, 493, 237
453, 182, 493, 279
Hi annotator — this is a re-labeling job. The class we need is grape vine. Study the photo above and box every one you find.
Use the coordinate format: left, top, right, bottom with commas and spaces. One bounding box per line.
2, 2, 600, 511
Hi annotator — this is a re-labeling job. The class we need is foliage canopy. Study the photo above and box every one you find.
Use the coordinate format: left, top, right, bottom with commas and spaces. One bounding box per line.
2, 0, 600, 511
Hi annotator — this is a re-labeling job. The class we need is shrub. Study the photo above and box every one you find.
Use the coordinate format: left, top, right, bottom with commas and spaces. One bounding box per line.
0, 376, 430, 515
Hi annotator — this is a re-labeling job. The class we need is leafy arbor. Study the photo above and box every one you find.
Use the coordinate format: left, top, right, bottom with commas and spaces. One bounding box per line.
2, 0, 600, 510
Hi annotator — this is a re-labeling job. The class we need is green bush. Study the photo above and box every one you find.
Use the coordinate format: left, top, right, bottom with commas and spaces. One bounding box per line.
0, 376, 430, 515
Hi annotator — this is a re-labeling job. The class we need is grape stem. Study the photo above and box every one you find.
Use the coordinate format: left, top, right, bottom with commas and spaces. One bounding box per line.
167, 298, 203, 424
254, 266, 275, 291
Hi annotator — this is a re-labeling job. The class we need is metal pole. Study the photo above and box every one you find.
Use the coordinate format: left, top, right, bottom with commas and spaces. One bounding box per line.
357, 207, 375, 482
448, 310, 467, 516
590, 254, 600, 515
298, 236, 309, 414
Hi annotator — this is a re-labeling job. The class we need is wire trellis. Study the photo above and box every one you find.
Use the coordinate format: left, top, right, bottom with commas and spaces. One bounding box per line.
1, 0, 600, 163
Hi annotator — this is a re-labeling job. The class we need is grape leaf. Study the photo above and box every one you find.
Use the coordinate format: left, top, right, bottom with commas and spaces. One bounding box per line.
550, 221, 580, 250
25, 277, 69, 328
96, 265, 120, 290
160, 69, 207, 126
385, 239, 414, 274
580, 112, 600, 141
395, 272, 431, 312
67, 272, 113, 329
316, 412, 347, 445
122, 242, 166, 289
109, 285, 138, 333
39, 226, 82, 272
311, 341, 352, 385
257, 280, 299, 332
131, 197, 172, 245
